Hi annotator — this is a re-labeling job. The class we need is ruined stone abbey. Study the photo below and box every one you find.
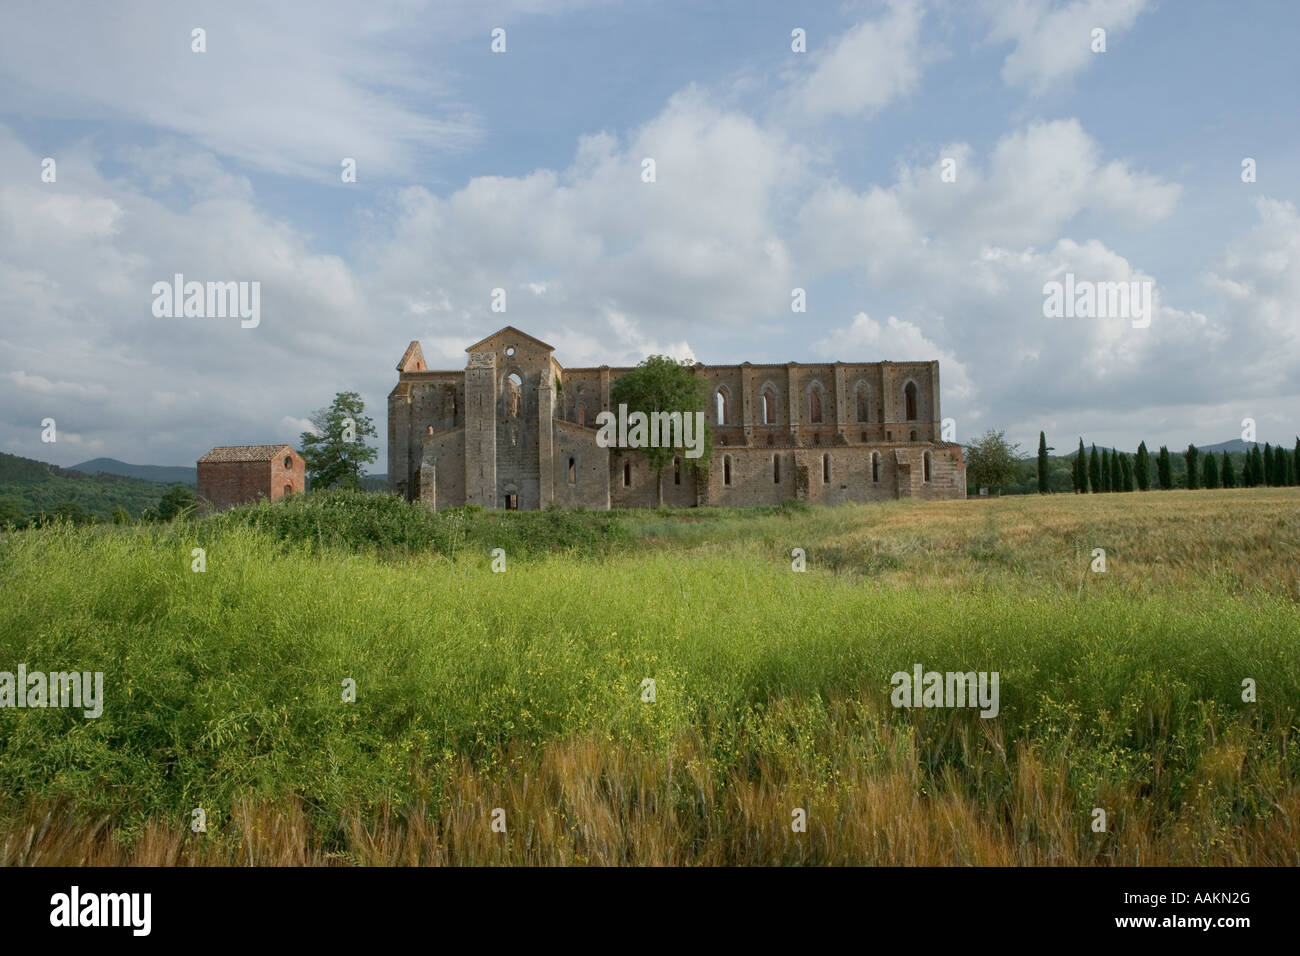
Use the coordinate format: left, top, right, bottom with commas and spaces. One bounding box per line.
388, 326, 966, 509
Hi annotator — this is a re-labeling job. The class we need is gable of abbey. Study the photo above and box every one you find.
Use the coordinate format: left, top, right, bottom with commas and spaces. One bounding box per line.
388, 326, 966, 510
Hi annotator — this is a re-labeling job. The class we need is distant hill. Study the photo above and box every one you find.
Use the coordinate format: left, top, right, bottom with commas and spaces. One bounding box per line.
72, 457, 197, 485
0, 452, 176, 521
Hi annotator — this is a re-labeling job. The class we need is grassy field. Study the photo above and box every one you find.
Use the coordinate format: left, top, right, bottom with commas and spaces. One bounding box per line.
1, 489, 1298, 865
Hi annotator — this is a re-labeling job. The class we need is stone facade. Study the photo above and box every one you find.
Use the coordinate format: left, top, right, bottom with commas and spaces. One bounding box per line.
197, 444, 306, 512
388, 326, 966, 510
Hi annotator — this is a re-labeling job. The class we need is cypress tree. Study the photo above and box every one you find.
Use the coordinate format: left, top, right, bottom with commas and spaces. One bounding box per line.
1276, 445, 1289, 486
1244, 447, 1256, 486
1293, 438, 1300, 486
1089, 444, 1102, 493
1075, 438, 1088, 493
1109, 448, 1121, 492
1120, 453, 1134, 491
1185, 444, 1200, 490
1101, 448, 1111, 491
1203, 451, 1219, 489
1135, 441, 1150, 490
1250, 445, 1264, 488
1264, 443, 1274, 486
1157, 446, 1173, 490
1037, 432, 1049, 494
1221, 451, 1235, 489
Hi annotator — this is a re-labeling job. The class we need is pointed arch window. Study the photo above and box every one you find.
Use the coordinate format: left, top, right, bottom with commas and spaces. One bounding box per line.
762, 386, 777, 425
855, 383, 870, 423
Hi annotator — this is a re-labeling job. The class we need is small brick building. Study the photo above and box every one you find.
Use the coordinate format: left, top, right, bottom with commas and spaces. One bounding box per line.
197, 444, 305, 512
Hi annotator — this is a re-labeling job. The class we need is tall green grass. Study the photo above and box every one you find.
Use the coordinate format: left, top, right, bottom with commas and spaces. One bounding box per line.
2, 504, 1297, 860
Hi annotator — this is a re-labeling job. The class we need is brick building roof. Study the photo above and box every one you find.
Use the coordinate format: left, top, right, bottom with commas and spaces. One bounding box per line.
198, 444, 294, 463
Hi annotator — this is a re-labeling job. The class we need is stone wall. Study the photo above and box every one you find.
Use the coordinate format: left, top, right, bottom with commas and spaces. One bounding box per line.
387, 328, 965, 510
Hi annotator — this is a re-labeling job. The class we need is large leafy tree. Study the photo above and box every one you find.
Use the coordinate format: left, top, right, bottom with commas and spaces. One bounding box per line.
609, 355, 711, 506
157, 483, 196, 520
966, 429, 1023, 494
300, 391, 379, 490
0, 496, 25, 526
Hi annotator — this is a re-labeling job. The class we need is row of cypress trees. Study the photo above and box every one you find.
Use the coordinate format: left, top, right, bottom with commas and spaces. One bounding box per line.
1056, 437, 1300, 493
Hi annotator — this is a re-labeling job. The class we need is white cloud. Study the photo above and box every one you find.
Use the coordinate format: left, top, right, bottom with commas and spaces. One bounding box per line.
783, 1, 927, 120
985, 0, 1148, 94
812, 313, 974, 402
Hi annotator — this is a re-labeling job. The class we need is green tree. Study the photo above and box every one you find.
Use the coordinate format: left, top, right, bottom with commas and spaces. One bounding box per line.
1120, 453, 1134, 491
1263, 443, 1274, 486
1293, 438, 1300, 486
1073, 438, 1087, 493
1100, 448, 1110, 492
1202, 451, 1219, 489
966, 429, 1024, 494
609, 355, 712, 506
1089, 444, 1102, 493
0, 496, 25, 527
111, 506, 131, 525
1185, 445, 1200, 490
1250, 444, 1264, 488
301, 391, 379, 490
1134, 441, 1150, 491
157, 484, 196, 520
1036, 432, 1049, 494
1108, 448, 1121, 492
1157, 446, 1173, 490
1221, 451, 1235, 489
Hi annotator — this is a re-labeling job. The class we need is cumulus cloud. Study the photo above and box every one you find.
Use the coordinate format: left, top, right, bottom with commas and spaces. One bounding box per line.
0, 1, 1291, 471
781, 0, 927, 120
985, 0, 1148, 93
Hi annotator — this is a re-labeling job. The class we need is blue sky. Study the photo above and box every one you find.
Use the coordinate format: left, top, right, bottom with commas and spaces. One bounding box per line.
1, 0, 1297, 472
